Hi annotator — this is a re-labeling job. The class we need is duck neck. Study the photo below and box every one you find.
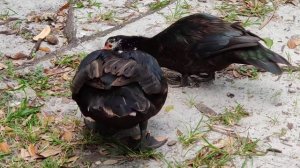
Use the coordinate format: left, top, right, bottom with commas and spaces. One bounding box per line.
133, 36, 159, 58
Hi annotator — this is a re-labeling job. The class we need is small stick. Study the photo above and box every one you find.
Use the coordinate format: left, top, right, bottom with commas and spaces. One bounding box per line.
29, 38, 42, 59
259, 10, 276, 30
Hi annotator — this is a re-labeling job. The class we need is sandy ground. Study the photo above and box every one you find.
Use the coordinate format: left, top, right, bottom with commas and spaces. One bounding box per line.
1, 0, 300, 167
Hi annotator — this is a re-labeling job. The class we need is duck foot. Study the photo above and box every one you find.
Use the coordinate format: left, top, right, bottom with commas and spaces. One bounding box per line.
130, 133, 167, 150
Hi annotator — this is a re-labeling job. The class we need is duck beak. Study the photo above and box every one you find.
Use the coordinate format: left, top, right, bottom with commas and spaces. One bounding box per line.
103, 42, 112, 50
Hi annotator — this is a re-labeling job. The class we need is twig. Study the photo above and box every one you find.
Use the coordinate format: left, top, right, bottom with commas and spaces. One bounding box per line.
259, 10, 276, 30
29, 38, 42, 59
46, 69, 73, 76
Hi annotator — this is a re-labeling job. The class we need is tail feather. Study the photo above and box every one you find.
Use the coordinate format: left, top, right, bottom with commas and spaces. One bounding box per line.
233, 44, 291, 75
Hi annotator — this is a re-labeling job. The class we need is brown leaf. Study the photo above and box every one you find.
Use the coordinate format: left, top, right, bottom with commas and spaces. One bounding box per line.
176, 129, 183, 136
99, 148, 109, 156
0, 62, 8, 70
46, 35, 59, 45
20, 148, 30, 159
33, 25, 51, 41
0, 142, 10, 153
103, 159, 119, 165
194, 102, 218, 117
27, 144, 37, 157
287, 37, 300, 49
40, 148, 61, 157
61, 130, 73, 142
39, 47, 51, 53
62, 72, 71, 81
232, 70, 241, 78
6, 52, 28, 60
67, 156, 79, 163
58, 2, 70, 12
287, 123, 294, 130
12, 59, 27, 66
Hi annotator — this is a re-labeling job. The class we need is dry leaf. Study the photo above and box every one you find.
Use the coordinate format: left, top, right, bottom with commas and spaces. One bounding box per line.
176, 129, 183, 136
232, 70, 241, 78
20, 148, 31, 159
0, 142, 10, 153
39, 47, 51, 53
33, 25, 51, 41
103, 159, 119, 165
27, 144, 37, 157
6, 52, 28, 60
62, 72, 71, 81
46, 35, 59, 45
40, 148, 61, 157
62, 130, 73, 141
287, 123, 293, 130
0, 62, 8, 70
58, 2, 70, 12
67, 156, 79, 163
12, 59, 27, 66
287, 38, 300, 49
99, 148, 109, 156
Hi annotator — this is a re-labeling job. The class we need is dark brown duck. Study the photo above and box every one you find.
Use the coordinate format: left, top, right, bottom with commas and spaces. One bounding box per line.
104, 13, 290, 86
71, 50, 168, 149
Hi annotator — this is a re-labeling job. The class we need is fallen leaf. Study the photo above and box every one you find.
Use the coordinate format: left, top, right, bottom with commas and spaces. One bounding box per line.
33, 25, 51, 41
27, 144, 37, 157
6, 52, 28, 60
58, 2, 70, 12
12, 59, 26, 66
263, 38, 273, 49
287, 123, 293, 130
40, 148, 61, 157
176, 129, 183, 136
0, 142, 10, 153
103, 159, 119, 165
232, 70, 241, 78
194, 102, 218, 116
39, 47, 51, 53
164, 105, 174, 112
287, 37, 300, 49
20, 148, 30, 159
99, 148, 109, 156
0, 62, 8, 70
61, 130, 73, 141
46, 35, 59, 45
62, 72, 71, 81
67, 156, 79, 163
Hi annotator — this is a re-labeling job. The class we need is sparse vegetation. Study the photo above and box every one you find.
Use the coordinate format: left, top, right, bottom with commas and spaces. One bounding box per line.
165, 0, 190, 22
211, 104, 249, 126
237, 66, 260, 80
216, 0, 275, 24
177, 118, 207, 146
149, 0, 171, 11
187, 136, 263, 167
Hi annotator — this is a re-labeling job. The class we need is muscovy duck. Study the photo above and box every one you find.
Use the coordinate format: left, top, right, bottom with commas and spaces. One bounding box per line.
104, 13, 290, 86
71, 49, 168, 149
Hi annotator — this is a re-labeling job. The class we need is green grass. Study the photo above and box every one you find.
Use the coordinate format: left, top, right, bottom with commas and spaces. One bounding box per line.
237, 66, 260, 80
187, 136, 263, 167
216, 0, 275, 26
149, 0, 171, 11
42, 158, 60, 168
183, 95, 197, 108
73, 0, 101, 9
177, 118, 207, 146
55, 52, 87, 69
211, 104, 249, 126
165, 0, 190, 23
100, 10, 116, 21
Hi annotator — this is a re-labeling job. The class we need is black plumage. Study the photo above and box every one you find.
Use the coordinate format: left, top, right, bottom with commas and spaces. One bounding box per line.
104, 13, 291, 86
71, 50, 168, 149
